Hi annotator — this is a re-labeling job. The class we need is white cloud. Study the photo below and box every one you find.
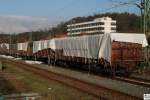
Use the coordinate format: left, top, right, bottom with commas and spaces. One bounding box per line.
0, 15, 57, 34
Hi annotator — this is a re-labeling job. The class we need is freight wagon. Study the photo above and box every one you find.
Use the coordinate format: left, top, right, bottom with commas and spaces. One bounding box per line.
111, 33, 148, 74
17, 42, 30, 57
31, 33, 148, 75
0, 43, 17, 55
0, 33, 148, 75
0, 43, 9, 54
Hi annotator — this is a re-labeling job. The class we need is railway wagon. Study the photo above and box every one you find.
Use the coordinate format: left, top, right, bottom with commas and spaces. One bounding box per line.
0, 43, 9, 54
17, 42, 33, 57
0, 43, 17, 55
111, 41, 143, 73
32, 33, 148, 74
0, 43, 30, 57
9, 44, 17, 56
1, 33, 147, 75
32, 33, 112, 73
111, 33, 148, 72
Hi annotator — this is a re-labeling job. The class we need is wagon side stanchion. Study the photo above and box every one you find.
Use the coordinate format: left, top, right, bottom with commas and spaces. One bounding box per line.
48, 54, 51, 66
112, 65, 116, 77
88, 59, 91, 76
85, 49, 91, 75
146, 46, 150, 67
47, 48, 50, 66
54, 50, 56, 67
34, 54, 37, 61
24, 50, 27, 60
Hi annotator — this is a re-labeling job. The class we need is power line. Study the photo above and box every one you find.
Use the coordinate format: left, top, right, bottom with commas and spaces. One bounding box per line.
86, 2, 131, 16
100, 3, 130, 12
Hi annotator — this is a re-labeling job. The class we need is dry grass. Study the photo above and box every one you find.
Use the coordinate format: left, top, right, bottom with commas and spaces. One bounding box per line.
0, 62, 98, 100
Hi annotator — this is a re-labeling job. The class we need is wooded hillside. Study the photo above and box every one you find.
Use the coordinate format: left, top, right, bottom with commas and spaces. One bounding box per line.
0, 12, 149, 44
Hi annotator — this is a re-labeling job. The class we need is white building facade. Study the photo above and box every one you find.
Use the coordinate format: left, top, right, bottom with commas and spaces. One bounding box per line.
67, 17, 116, 35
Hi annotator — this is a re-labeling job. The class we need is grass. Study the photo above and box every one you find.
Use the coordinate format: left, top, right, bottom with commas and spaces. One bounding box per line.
1, 62, 98, 100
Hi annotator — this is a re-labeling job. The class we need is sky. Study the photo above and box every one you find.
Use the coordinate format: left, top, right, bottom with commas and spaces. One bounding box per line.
0, 0, 140, 34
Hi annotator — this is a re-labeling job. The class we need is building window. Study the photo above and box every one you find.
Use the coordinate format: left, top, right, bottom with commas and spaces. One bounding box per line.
111, 22, 116, 25
111, 27, 116, 30
67, 17, 116, 35
98, 22, 104, 25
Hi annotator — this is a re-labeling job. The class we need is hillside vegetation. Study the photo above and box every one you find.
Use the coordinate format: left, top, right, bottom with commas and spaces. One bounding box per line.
0, 12, 149, 44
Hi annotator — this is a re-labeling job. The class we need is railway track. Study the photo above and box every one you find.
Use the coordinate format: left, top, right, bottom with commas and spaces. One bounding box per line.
114, 76, 150, 88
0, 57, 142, 100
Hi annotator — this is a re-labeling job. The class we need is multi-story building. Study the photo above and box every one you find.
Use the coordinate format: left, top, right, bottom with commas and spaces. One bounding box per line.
67, 17, 116, 35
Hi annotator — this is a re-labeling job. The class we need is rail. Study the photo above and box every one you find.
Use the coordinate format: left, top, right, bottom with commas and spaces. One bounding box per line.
0, 57, 142, 100
114, 76, 150, 88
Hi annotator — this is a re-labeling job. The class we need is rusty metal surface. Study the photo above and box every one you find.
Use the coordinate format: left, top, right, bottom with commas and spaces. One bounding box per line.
111, 41, 144, 70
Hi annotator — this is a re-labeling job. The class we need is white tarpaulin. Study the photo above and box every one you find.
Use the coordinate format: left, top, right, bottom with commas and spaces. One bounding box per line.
33, 40, 51, 53
51, 33, 112, 62
32, 33, 148, 63
98, 33, 112, 62
33, 34, 112, 62
0, 43, 9, 50
111, 33, 148, 47
17, 42, 28, 51
33, 41, 43, 53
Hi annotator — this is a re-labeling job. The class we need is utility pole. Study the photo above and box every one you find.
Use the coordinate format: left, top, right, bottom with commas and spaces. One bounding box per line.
109, 0, 150, 66
9, 34, 12, 55
109, 0, 150, 42
144, 0, 150, 37
143, 0, 150, 67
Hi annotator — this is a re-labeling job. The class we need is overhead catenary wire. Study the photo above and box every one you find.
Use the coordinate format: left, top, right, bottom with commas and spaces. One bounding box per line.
82, 0, 136, 17
108, 0, 145, 30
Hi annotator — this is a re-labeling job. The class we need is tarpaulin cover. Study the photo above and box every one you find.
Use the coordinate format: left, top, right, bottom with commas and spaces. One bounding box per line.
33, 33, 112, 62
33, 33, 148, 63
33, 40, 50, 53
0, 43, 17, 50
17, 42, 28, 51
0, 43, 9, 50
52, 33, 111, 62
111, 33, 148, 47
